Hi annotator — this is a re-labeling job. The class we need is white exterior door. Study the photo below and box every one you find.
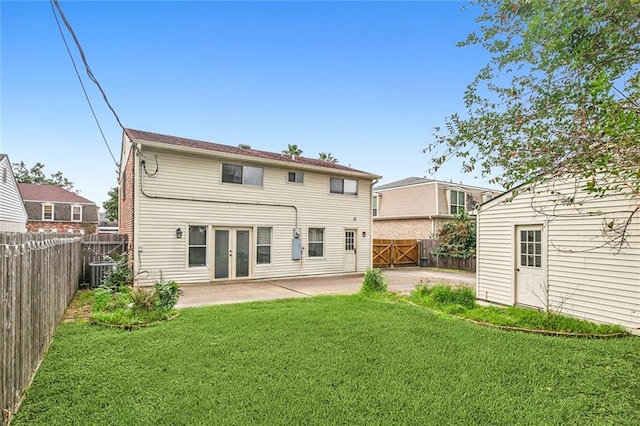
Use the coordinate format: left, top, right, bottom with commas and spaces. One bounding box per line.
213, 228, 251, 280
344, 229, 357, 272
515, 226, 545, 308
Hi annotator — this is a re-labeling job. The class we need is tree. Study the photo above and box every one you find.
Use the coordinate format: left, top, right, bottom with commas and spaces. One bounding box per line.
430, 210, 476, 259
318, 152, 339, 163
428, 1, 639, 215
282, 144, 303, 156
13, 161, 75, 190
103, 186, 118, 221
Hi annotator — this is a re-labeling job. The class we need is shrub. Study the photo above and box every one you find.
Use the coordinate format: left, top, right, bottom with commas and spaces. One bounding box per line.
361, 268, 387, 293
429, 285, 476, 309
93, 288, 113, 312
131, 288, 158, 314
101, 254, 134, 291
154, 280, 181, 311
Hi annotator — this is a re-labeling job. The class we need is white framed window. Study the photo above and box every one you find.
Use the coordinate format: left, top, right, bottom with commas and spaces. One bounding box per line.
71, 205, 82, 222
222, 164, 263, 186
308, 228, 324, 257
2, 167, 7, 184
288, 171, 304, 184
450, 190, 466, 214
188, 226, 207, 267
256, 227, 272, 264
42, 204, 54, 221
373, 195, 379, 217
330, 177, 358, 195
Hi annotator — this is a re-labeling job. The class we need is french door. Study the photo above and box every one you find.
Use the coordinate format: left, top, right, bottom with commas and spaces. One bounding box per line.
213, 228, 251, 280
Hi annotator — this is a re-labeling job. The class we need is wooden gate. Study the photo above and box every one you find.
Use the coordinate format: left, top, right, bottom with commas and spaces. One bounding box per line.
373, 239, 419, 267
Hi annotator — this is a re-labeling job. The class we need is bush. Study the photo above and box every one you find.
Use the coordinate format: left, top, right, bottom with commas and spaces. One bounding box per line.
101, 254, 134, 291
154, 280, 181, 311
361, 268, 387, 293
410, 285, 476, 310
131, 288, 158, 314
93, 288, 113, 312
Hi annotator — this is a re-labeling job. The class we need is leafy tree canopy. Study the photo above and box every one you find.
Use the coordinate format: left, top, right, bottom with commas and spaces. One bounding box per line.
430, 210, 476, 259
428, 0, 640, 200
103, 186, 118, 221
13, 161, 75, 190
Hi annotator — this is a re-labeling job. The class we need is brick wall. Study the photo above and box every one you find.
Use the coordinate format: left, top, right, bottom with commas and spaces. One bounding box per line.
119, 148, 135, 259
373, 217, 447, 240
25, 221, 94, 234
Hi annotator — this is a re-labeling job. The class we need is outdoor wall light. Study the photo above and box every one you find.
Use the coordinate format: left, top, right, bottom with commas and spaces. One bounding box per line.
362, 231, 367, 238
176, 228, 183, 239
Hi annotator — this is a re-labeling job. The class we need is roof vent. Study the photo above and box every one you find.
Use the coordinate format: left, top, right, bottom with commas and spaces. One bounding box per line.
238, 144, 251, 149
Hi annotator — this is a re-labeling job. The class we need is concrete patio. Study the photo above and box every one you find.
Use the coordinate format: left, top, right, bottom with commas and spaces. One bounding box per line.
176, 267, 475, 308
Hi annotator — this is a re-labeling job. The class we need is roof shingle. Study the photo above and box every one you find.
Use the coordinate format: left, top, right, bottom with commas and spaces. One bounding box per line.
125, 128, 378, 177
18, 184, 96, 204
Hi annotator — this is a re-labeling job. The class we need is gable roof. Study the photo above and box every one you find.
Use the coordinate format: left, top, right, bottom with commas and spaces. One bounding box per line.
18, 184, 96, 204
374, 177, 433, 191
124, 128, 380, 178
0, 154, 6, 162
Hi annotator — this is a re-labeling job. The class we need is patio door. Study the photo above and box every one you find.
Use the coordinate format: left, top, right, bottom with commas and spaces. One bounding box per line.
344, 229, 357, 272
213, 228, 251, 280
515, 225, 545, 308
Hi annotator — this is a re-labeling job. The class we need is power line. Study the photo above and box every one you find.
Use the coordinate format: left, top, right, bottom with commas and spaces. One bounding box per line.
49, 0, 119, 168
51, 0, 128, 133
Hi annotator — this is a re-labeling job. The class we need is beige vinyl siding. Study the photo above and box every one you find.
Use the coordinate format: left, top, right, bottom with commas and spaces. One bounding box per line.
0, 156, 28, 231
478, 181, 640, 329
377, 183, 437, 217
134, 148, 373, 285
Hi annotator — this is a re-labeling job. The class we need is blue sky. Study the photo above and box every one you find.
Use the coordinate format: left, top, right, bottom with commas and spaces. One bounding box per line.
1, 0, 496, 207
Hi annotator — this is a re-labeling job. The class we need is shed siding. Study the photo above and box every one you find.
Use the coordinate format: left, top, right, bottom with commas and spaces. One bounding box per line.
133, 148, 373, 285
0, 156, 27, 231
478, 181, 640, 329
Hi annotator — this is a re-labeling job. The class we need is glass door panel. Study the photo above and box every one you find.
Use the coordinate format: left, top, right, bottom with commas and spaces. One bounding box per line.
214, 230, 229, 279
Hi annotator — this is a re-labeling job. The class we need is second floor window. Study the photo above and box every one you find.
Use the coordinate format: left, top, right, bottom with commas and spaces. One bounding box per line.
42, 204, 54, 221
330, 177, 357, 195
71, 206, 82, 221
288, 171, 304, 183
222, 164, 263, 186
373, 195, 379, 217
450, 190, 466, 214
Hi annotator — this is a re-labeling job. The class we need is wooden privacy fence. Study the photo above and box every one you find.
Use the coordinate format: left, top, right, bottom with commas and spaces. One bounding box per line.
81, 234, 128, 284
1, 232, 82, 425
419, 239, 476, 272
373, 239, 420, 267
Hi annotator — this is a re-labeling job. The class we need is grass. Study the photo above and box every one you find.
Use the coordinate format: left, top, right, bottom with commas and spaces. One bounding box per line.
13, 295, 640, 425
409, 285, 628, 335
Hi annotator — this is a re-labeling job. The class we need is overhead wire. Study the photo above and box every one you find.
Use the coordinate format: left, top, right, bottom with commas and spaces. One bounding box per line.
49, 0, 119, 168
51, 0, 127, 133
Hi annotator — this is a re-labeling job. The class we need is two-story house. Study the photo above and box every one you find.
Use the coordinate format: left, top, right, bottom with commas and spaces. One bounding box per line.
373, 177, 501, 240
119, 129, 381, 286
0, 154, 28, 232
18, 183, 99, 234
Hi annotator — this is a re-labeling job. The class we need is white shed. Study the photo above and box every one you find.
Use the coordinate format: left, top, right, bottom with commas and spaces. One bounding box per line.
476, 178, 640, 331
0, 154, 27, 232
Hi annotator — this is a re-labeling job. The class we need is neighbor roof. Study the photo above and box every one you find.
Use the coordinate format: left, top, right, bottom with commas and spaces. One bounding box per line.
0, 154, 7, 162
18, 184, 95, 204
374, 177, 434, 190
125, 128, 380, 177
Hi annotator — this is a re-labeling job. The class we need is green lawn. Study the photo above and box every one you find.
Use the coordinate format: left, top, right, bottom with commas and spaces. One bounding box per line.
13, 295, 640, 425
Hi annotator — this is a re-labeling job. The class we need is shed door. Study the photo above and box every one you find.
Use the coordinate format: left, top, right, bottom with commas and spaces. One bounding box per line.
515, 226, 545, 309
344, 229, 357, 272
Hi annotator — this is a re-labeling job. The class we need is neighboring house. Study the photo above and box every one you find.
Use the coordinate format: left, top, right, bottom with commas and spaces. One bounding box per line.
119, 128, 381, 286
0, 154, 28, 232
18, 183, 99, 234
98, 212, 119, 234
477, 179, 640, 331
373, 177, 501, 239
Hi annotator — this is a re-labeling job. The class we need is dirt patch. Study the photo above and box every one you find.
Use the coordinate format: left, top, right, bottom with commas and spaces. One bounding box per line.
63, 290, 94, 322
